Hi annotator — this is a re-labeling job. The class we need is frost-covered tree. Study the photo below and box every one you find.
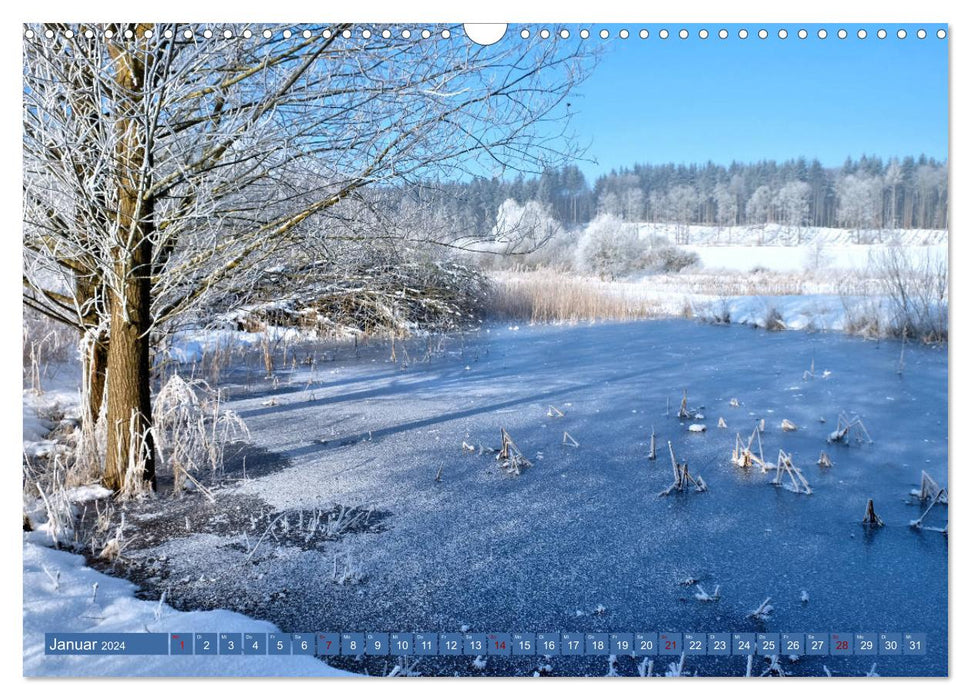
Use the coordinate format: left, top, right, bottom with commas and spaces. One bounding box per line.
836, 173, 882, 236
775, 180, 812, 240
597, 190, 623, 217
486, 199, 564, 267
746, 185, 774, 227
713, 183, 738, 230
664, 185, 698, 243
23, 23, 592, 492
574, 214, 646, 279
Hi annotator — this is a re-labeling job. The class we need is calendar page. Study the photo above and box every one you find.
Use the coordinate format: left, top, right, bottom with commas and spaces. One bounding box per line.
21, 16, 949, 682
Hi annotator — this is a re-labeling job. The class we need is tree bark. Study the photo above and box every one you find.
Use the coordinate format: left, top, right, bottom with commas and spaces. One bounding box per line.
83, 333, 108, 422
103, 268, 156, 491
103, 29, 157, 492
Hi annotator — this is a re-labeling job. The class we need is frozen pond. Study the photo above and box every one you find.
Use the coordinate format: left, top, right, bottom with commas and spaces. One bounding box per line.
127, 320, 948, 676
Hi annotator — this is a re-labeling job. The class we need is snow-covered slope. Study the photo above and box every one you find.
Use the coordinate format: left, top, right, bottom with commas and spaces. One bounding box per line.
23, 540, 353, 677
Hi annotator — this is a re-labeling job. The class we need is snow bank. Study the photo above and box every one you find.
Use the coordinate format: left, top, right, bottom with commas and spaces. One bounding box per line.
23, 540, 353, 677
23, 386, 82, 458
165, 325, 314, 364
689, 295, 864, 332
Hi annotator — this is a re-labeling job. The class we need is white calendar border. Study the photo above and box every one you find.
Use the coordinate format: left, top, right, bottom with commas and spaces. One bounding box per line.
2, 0, 961, 697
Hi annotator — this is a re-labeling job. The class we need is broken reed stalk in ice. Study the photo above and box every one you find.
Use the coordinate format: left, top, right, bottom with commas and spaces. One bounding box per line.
562, 431, 579, 448
649, 426, 656, 460
912, 471, 948, 504
547, 405, 564, 418
732, 424, 765, 469
909, 487, 948, 534
659, 441, 707, 496
768, 450, 813, 495
497, 428, 532, 476
862, 499, 884, 527
665, 653, 688, 677
781, 419, 798, 432
897, 330, 907, 376
817, 451, 833, 468
676, 389, 703, 420
694, 584, 721, 602
748, 597, 774, 621
827, 412, 873, 446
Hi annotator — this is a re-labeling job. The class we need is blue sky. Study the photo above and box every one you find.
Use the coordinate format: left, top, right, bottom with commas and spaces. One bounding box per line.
558, 24, 949, 177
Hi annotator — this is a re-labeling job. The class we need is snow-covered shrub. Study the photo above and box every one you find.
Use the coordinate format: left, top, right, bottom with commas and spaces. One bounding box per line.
486, 199, 567, 267
643, 245, 700, 273
221, 252, 490, 338
152, 375, 249, 493
869, 244, 947, 341
575, 214, 649, 279
764, 306, 785, 331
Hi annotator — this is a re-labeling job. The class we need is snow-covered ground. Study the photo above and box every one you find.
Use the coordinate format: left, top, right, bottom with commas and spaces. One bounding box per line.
23, 539, 352, 676
43, 320, 944, 677
635, 223, 947, 274
637, 223, 947, 249
683, 243, 946, 274
22, 378, 352, 677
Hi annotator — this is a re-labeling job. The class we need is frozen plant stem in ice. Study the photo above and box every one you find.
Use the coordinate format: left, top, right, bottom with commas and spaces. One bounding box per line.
694, 584, 721, 602
862, 499, 884, 527
748, 597, 773, 621
659, 442, 707, 496
497, 428, 532, 475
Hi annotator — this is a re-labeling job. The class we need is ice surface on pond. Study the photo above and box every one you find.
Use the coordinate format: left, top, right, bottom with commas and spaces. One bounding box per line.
139, 320, 948, 676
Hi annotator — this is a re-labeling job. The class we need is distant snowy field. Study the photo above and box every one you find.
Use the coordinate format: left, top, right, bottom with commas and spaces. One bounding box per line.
637, 223, 946, 273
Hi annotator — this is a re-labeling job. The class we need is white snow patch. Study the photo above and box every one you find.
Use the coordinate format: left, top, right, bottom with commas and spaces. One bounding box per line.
23, 541, 354, 676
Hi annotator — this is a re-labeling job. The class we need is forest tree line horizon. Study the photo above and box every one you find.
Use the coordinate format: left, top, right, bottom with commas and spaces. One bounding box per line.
428, 154, 948, 237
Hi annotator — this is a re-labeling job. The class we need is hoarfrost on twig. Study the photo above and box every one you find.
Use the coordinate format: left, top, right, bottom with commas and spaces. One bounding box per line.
748, 596, 774, 621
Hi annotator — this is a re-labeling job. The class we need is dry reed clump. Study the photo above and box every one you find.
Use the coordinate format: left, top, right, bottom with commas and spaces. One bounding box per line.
487, 271, 664, 323
152, 374, 250, 494
22, 312, 75, 393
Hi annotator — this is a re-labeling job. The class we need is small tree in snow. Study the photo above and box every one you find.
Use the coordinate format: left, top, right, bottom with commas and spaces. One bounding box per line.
489, 199, 565, 267
746, 185, 774, 233
775, 181, 812, 242
574, 214, 647, 279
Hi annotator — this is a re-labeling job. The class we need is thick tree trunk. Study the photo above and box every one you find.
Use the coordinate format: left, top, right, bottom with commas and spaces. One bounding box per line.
103, 270, 156, 491
103, 30, 157, 493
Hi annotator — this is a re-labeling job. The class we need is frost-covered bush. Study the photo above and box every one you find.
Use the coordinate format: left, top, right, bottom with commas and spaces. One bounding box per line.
478, 199, 577, 271
574, 214, 648, 279
215, 249, 490, 337
870, 244, 948, 341
152, 375, 249, 493
644, 245, 700, 273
